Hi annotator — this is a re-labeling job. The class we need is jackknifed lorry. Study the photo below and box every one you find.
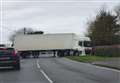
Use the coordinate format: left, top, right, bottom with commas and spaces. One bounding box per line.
14, 33, 92, 58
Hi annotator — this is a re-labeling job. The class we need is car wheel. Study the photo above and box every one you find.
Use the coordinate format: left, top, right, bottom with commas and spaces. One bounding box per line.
14, 63, 20, 70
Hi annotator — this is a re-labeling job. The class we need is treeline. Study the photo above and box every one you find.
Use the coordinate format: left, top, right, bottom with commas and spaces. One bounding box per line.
87, 6, 120, 46
86, 5, 120, 56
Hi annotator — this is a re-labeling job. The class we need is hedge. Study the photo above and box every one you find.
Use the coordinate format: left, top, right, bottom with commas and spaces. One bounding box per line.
93, 45, 120, 57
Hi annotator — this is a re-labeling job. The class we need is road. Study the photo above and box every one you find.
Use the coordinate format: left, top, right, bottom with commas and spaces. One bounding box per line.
0, 57, 120, 83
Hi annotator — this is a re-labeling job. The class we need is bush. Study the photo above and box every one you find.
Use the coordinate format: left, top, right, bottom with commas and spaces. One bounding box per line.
93, 45, 120, 57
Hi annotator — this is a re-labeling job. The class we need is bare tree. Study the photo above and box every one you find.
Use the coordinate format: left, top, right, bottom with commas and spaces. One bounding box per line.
114, 5, 120, 36
9, 27, 33, 46
115, 5, 120, 23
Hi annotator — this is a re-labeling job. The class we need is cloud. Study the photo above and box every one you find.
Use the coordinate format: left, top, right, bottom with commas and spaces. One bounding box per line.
1, 0, 120, 43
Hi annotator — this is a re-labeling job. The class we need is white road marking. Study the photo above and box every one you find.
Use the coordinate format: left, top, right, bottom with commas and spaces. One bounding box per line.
40, 70, 53, 83
37, 60, 41, 69
36, 60, 53, 83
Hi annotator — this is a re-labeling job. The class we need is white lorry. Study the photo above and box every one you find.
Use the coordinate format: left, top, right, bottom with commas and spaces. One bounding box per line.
14, 33, 92, 58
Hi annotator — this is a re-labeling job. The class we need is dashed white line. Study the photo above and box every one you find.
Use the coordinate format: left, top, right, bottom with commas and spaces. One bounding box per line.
36, 60, 53, 83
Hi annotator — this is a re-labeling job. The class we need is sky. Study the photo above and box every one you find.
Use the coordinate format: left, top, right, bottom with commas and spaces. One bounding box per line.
0, 0, 120, 44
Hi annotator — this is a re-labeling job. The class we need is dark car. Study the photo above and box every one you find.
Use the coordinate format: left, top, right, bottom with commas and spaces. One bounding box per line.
0, 47, 20, 70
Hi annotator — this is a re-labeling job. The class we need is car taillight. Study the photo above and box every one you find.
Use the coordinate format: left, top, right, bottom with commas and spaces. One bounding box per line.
12, 51, 16, 56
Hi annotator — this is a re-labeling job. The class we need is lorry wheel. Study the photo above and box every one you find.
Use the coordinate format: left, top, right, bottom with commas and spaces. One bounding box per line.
21, 56, 27, 58
35, 56, 39, 58
33, 55, 36, 58
33, 55, 39, 58
36, 55, 39, 58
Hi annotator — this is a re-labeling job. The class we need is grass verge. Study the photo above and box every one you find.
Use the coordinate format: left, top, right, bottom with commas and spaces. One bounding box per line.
65, 55, 114, 63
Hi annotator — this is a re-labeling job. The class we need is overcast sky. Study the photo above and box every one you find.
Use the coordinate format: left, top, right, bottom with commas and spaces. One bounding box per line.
0, 0, 120, 44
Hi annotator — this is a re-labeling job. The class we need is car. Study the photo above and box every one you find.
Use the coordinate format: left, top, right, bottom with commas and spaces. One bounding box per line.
0, 47, 20, 70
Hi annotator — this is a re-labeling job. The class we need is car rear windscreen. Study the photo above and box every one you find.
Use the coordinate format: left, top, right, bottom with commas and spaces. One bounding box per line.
0, 48, 14, 56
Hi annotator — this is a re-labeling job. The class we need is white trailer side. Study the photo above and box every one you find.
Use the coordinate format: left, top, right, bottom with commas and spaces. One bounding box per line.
14, 33, 91, 57
14, 33, 79, 51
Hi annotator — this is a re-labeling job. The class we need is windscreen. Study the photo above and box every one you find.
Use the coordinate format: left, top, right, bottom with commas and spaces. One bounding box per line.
79, 41, 92, 47
84, 41, 92, 47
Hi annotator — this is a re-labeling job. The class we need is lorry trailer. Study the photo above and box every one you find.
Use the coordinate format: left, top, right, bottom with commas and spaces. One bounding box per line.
14, 33, 92, 58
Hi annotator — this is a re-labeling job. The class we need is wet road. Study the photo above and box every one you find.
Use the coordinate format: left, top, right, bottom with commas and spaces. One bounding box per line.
0, 57, 120, 83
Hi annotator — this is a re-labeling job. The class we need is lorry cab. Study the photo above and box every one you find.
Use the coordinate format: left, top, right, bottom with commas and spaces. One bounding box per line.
78, 40, 92, 55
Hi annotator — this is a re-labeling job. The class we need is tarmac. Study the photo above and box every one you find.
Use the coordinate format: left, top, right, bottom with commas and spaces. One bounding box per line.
92, 58, 120, 70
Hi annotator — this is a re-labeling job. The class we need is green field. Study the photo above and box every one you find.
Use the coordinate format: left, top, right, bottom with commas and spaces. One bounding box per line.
65, 55, 113, 63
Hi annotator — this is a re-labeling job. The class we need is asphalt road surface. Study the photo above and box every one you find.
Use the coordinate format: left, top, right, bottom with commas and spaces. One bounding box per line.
0, 57, 120, 83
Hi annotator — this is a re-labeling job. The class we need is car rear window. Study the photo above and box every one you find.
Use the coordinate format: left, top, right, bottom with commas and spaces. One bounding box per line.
0, 48, 15, 56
